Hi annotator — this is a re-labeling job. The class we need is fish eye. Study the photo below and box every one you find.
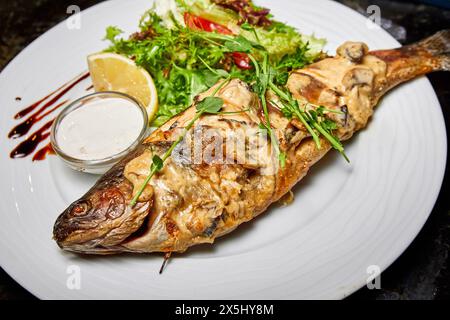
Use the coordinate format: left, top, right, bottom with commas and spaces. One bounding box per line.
71, 201, 90, 217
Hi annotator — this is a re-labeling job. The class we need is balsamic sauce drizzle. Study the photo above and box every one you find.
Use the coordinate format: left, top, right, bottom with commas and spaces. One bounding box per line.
8, 72, 90, 161
10, 120, 54, 159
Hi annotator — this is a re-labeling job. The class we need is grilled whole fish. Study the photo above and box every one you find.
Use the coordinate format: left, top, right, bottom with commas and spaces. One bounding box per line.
53, 31, 450, 254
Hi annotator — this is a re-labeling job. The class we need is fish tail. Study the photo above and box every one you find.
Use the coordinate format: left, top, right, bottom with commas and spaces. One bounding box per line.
416, 29, 450, 70
370, 30, 450, 92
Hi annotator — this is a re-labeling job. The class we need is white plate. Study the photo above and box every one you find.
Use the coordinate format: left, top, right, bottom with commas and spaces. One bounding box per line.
0, 0, 446, 300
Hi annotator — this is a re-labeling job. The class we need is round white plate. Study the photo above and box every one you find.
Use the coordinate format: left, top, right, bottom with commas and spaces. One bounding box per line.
0, 0, 446, 300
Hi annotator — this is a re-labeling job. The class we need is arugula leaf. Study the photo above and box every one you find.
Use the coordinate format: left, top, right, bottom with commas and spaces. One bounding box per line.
224, 35, 253, 52
190, 72, 209, 104
198, 56, 230, 82
196, 96, 224, 114
203, 70, 223, 87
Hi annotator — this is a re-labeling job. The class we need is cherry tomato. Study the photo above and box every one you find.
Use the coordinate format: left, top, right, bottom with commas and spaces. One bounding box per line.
232, 52, 252, 70
183, 13, 252, 70
183, 12, 233, 35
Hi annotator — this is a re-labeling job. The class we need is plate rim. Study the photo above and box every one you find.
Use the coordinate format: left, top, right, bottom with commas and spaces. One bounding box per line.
0, 0, 447, 300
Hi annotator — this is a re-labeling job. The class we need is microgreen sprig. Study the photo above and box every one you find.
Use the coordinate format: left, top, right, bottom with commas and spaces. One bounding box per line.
269, 82, 349, 162
249, 52, 286, 167
195, 32, 348, 162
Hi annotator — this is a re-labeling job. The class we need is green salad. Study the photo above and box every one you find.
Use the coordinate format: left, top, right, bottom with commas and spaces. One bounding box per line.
104, 0, 326, 127
102, 0, 352, 203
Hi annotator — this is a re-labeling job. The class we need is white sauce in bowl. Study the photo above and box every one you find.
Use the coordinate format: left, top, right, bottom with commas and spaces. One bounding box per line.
56, 97, 144, 160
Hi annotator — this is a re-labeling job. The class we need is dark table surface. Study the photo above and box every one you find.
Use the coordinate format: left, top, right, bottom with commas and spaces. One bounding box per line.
0, 0, 449, 300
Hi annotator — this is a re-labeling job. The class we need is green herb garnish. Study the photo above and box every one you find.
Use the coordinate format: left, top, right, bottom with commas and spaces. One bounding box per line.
115, 0, 348, 207
104, 2, 323, 127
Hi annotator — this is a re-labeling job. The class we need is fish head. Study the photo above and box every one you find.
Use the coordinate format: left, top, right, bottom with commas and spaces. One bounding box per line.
53, 164, 151, 254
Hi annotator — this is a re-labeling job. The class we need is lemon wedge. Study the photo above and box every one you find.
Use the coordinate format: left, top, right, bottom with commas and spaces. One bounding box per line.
87, 52, 158, 122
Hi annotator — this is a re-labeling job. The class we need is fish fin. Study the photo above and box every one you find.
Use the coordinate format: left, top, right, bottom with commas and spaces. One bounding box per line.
370, 30, 450, 93
439, 53, 450, 71
417, 29, 450, 71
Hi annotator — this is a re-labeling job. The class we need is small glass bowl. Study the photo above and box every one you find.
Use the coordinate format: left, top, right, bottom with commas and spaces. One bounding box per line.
51, 91, 148, 174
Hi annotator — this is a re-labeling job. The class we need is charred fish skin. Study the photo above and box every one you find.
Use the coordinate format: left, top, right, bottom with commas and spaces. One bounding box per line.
53, 31, 450, 254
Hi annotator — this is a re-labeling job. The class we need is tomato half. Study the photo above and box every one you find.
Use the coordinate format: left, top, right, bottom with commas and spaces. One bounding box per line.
183, 12, 233, 35
232, 52, 252, 70
183, 13, 252, 70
